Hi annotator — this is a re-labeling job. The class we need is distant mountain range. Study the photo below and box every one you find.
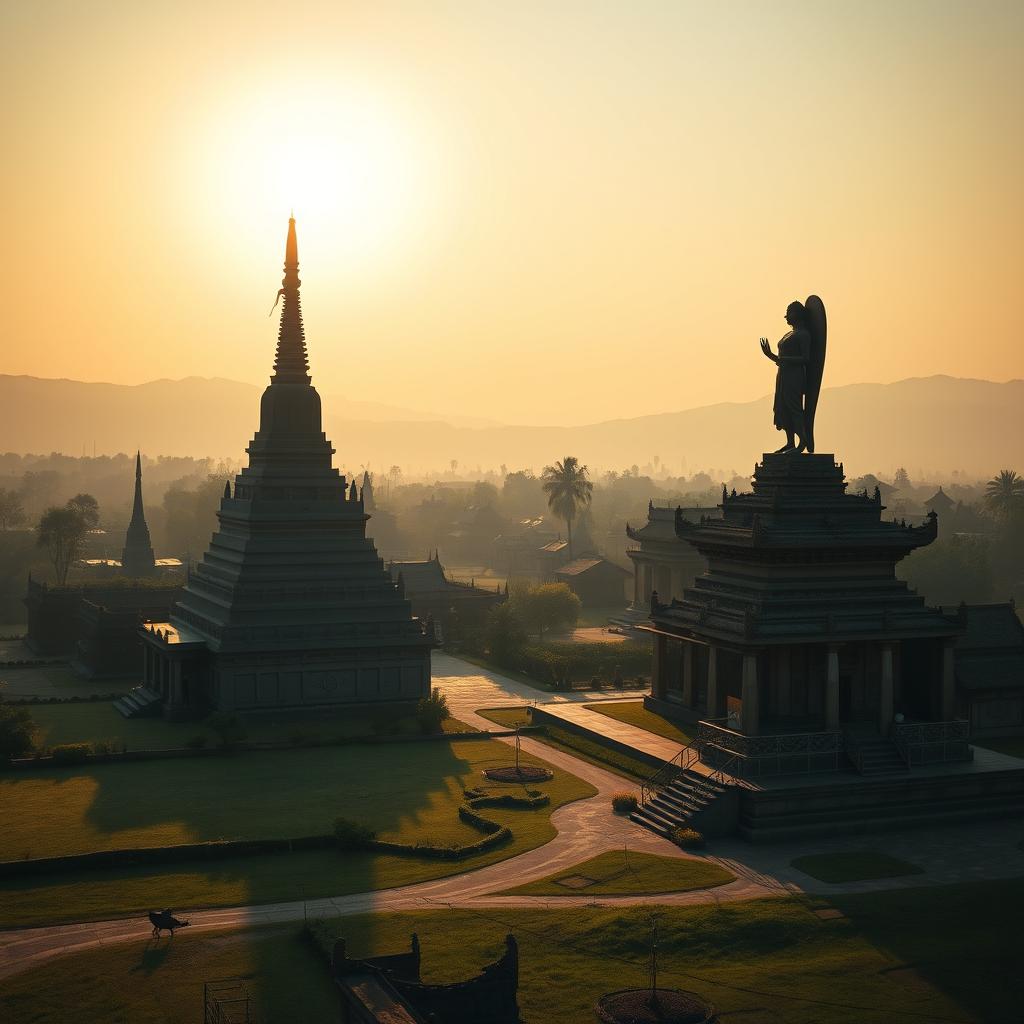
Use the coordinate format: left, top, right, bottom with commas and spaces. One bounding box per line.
1, 373, 1020, 477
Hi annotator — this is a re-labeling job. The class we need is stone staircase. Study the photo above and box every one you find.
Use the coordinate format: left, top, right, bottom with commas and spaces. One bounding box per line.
113, 685, 163, 719
630, 768, 735, 839
845, 727, 908, 776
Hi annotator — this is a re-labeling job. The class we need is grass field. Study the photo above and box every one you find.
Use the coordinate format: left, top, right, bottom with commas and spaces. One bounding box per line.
3, 883, 1019, 1022
0, 738, 593, 862
500, 849, 734, 896
475, 706, 532, 728
0, 925, 338, 1024
27, 701, 475, 751
584, 700, 693, 745
791, 851, 925, 884
311, 882, 1024, 1022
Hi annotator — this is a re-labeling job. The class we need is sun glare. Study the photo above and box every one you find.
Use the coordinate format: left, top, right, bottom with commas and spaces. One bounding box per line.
198, 81, 438, 278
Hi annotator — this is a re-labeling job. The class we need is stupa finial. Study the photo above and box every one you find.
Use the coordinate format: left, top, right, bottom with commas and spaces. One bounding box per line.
270, 216, 310, 384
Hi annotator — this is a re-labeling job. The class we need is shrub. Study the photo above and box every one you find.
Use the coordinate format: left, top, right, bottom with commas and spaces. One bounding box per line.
484, 603, 528, 664
670, 826, 706, 849
91, 739, 118, 755
613, 665, 624, 689
416, 688, 450, 734
207, 712, 247, 749
50, 743, 92, 764
611, 791, 639, 814
186, 734, 208, 750
333, 817, 377, 850
0, 701, 35, 762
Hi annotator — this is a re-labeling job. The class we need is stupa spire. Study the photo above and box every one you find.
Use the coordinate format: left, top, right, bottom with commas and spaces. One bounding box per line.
272, 216, 310, 384
121, 451, 156, 577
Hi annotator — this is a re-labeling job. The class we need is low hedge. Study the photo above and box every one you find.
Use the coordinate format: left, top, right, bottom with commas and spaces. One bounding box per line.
463, 788, 550, 810
50, 743, 93, 764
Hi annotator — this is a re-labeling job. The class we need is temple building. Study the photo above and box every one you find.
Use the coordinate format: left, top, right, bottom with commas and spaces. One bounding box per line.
138, 218, 434, 719
615, 502, 718, 627
642, 454, 970, 771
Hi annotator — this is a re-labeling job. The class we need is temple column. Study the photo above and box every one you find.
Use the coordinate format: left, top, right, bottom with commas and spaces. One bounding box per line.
642, 564, 653, 606
670, 567, 683, 602
632, 562, 642, 607
775, 647, 791, 717
941, 640, 956, 720
681, 641, 694, 708
652, 634, 666, 700
825, 644, 840, 731
741, 652, 759, 736
879, 642, 894, 736
705, 645, 719, 718
170, 661, 183, 707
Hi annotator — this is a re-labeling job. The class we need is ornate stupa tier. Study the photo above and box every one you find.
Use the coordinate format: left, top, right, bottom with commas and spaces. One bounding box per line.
676, 453, 937, 558
657, 452, 956, 648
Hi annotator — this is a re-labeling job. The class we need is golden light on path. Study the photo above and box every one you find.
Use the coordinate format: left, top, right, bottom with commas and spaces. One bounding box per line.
196, 78, 442, 280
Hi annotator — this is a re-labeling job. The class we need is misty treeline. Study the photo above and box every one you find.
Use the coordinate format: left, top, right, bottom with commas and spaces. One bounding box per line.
0, 453, 1021, 625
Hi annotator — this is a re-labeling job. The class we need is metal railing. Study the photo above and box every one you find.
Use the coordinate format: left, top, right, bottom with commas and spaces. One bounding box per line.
892, 720, 972, 766
640, 740, 700, 806
696, 719, 844, 777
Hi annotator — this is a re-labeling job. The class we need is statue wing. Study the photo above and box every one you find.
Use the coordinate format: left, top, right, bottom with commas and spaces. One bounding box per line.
803, 294, 827, 452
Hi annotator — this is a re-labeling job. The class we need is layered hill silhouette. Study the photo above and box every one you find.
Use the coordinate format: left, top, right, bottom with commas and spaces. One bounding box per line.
1, 373, 1019, 477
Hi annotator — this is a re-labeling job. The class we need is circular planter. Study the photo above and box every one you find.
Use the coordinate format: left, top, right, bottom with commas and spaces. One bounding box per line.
483, 765, 553, 783
594, 988, 716, 1024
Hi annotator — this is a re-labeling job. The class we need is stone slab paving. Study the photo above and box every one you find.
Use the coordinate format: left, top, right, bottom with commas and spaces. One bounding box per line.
2, 653, 1023, 983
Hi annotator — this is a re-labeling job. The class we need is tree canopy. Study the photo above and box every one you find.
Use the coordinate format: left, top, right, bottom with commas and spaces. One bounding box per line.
541, 456, 594, 560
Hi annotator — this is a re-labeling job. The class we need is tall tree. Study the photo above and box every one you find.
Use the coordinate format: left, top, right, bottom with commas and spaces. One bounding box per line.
541, 455, 594, 560
37, 505, 90, 584
0, 489, 26, 531
984, 470, 1024, 519
67, 493, 100, 528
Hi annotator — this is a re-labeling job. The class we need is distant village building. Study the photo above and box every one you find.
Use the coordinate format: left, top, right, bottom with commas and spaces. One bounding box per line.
388, 552, 505, 642
139, 219, 434, 719
554, 556, 631, 608
924, 486, 955, 517
493, 516, 558, 574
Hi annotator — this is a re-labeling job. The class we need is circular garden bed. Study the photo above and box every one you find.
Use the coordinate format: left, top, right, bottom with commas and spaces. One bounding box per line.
595, 988, 717, 1024
483, 765, 553, 783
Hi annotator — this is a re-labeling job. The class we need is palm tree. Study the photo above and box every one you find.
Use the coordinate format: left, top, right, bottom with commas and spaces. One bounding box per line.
984, 469, 1024, 518
541, 456, 594, 561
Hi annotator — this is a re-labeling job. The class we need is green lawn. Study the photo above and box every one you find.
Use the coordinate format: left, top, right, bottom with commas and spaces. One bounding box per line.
584, 700, 693, 745
0, 738, 593, 863
0, 925, 338, 1024
476, 706, 533, 729
300, 881, 1016, 1023
27, 701, 474, 751
791, 850, 925, 884
477, 705, 657, 782
500, 849, 734, 896
4, 883, 1019, 1022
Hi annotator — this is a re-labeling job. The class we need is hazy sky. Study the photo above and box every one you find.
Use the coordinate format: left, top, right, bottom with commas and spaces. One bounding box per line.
2, 1, 1021, 426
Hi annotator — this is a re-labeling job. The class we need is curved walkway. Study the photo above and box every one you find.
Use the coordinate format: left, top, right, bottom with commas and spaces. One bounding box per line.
2, 655, 1024, 983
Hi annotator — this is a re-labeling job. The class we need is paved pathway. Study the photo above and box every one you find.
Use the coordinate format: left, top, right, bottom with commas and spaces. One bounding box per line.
2, 654, 1023, 984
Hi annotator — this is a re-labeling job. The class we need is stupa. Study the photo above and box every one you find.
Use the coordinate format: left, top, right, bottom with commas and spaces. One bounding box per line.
139, 218, 434, 717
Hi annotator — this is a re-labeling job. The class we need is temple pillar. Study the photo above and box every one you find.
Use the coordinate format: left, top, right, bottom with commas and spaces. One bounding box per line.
170, 661, 183, 706
941, 640, 956, 720
670, 567, 683, 602
705, 645, 719, 718
632, 562, 642, 607
681, 641, 694, 708
642, 564, 653, 606
775, 647, 791, 717
652, 634, 666, 700
879, 642, 894, 736
825, 644, 840, 731
741, 652, 759, 736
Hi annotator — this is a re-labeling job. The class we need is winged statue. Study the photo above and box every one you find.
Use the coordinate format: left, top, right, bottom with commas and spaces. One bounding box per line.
758, 295, 827, 453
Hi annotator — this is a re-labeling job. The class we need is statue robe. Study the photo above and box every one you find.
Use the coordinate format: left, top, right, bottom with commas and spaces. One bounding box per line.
773, 328, 810, 437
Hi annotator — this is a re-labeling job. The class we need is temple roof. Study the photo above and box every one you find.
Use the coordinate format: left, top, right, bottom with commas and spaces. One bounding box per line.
555, 557, 631, 578
121, 451, 156, 577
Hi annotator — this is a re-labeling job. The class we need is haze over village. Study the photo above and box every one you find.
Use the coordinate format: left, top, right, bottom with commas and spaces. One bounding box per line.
1, 3, 1022, 1023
